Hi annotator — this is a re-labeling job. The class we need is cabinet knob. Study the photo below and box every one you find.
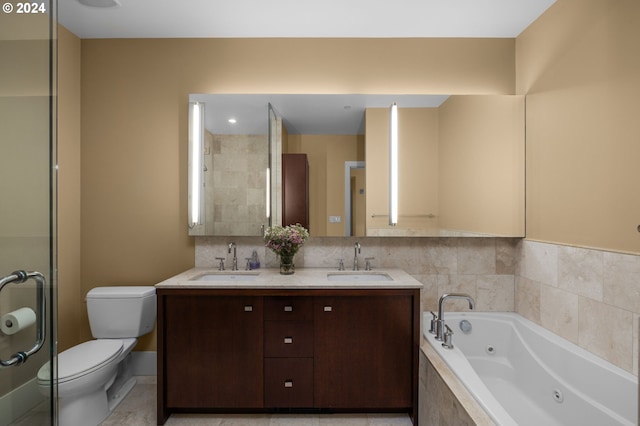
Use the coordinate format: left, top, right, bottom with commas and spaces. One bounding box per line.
284, 306, 293, 312
323, 306, 332, 312
284, 380, 293, 388
244, 305, 253, 312
284, 337, 293, 344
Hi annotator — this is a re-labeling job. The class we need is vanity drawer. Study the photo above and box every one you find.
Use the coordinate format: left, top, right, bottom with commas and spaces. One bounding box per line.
264, 358, 313, 408
264, 296, 313, 321
264, 321, 313, 358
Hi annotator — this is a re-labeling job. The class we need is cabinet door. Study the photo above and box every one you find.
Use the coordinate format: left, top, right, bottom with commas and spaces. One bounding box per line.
282, 153, 309, 228
314, 296, 413, 409
164, 295, 263, 408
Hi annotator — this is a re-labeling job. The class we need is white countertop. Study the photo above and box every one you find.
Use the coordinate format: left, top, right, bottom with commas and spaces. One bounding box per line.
155, 267, 423, 290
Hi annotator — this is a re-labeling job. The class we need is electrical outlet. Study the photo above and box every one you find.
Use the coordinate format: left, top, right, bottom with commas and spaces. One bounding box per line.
329, 216, 342, 223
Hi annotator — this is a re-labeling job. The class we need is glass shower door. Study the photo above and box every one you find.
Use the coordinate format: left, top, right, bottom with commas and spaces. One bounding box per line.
0, 1, 57, 425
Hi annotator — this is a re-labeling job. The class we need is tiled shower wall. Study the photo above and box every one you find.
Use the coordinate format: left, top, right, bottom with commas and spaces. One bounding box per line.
196, 236, 640, 374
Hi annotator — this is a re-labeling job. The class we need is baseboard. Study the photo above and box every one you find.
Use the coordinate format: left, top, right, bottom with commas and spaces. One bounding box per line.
131, 351, 157, 376
0, 377, 45, 426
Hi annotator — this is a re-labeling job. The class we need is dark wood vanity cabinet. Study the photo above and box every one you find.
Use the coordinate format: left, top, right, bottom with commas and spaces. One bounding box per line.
161, 294, 263, 409
157, 288, 419, 425
314, 295, 414, 409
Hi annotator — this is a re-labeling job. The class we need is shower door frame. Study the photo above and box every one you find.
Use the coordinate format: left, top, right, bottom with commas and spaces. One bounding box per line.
0, 1, 58, 424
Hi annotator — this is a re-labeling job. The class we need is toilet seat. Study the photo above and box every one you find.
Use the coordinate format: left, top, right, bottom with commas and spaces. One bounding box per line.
38, 340, 123, 385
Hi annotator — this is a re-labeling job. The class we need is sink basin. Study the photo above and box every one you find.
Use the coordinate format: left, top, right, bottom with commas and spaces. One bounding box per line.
192, 273, 259, 282
326, 273, 393, 282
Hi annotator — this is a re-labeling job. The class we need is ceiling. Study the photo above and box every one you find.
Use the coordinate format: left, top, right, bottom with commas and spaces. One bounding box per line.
60, 0, 555, 134
190, 94, 450, 135
58, 0, 555, 39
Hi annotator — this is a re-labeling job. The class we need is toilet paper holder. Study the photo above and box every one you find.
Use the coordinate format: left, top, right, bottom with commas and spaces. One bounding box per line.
0, 270, 47, 368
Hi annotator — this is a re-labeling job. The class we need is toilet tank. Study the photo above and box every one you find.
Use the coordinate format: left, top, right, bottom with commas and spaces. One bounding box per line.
86, 286, 157, 339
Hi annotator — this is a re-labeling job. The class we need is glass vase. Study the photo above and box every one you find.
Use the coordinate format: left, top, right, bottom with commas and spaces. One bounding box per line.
279, 254, 295, 275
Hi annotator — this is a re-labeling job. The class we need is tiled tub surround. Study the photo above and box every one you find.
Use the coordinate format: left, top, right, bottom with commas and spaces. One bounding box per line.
419, 345, 493, 426
517, 240, 640, 375
423, 312, 637, 426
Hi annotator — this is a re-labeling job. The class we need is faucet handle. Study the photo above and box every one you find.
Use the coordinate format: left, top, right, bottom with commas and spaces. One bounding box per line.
215, 257, 225, 271
337, 258, 344, 271
442, 325, 454, 349
428, 311, 438, 334
245, 258, 252, 271
364, 257, 375, 271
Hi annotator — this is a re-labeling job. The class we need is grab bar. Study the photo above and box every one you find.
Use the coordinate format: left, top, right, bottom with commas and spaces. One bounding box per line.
370, 213, 436, 218
0, 270, 47, 368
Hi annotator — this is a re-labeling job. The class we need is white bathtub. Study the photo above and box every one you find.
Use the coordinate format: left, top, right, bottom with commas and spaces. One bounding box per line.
423, 312, 637, 426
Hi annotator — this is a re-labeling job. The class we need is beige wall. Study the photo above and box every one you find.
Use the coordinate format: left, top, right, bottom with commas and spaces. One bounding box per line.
512, 0, 640, 376
77, 38, 514, 349
57, 25, 83, 351
517, 0, 640, 254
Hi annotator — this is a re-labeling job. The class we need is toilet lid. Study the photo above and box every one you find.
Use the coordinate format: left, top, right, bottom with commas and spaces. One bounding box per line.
38, 340, 123, 383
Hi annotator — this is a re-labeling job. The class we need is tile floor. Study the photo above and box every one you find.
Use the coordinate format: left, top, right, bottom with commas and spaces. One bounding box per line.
101, 376, 413, 426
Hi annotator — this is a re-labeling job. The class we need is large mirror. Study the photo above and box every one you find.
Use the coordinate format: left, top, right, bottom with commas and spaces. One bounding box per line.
188, 94, 524, 238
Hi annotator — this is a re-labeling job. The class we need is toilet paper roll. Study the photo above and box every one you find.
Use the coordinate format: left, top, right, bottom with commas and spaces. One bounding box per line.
1, 307, 36, 335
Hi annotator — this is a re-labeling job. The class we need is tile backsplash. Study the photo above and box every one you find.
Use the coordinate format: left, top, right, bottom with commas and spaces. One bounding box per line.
196, 236, 640, 374
196, 236, 518, 313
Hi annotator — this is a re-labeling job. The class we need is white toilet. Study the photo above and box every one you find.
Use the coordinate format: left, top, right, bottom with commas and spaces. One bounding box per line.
37, 286, 156, 426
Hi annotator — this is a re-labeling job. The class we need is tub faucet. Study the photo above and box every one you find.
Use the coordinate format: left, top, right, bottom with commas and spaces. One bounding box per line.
228, 242, 238, 271
353, 242, 361, 271
436, 293, 475, 341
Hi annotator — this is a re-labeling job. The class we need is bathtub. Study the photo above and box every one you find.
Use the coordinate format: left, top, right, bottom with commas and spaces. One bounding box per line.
423, 312, 637, 426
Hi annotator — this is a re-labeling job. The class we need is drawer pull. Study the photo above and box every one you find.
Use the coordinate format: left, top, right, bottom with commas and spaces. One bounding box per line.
323, 306, 332, 312
284, 306, 293, 312
244, 305, 253, 312
284, 380, 293, 388
284, 337, 293, 344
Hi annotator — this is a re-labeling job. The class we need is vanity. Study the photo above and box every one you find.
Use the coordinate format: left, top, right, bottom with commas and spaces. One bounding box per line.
155, 268, 422, 425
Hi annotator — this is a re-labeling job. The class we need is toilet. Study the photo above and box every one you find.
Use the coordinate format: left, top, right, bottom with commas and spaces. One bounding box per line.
37, 286, 156, 426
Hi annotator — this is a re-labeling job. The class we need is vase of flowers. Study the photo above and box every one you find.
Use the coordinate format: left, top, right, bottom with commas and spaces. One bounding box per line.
264, 224, 309, 275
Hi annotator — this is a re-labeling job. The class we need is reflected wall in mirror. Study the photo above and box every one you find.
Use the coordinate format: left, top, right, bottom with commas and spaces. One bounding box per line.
188, 94, 524, 238
366, 95, 525, 237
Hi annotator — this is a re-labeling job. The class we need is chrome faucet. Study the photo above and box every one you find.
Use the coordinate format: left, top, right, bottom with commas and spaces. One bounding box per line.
228, 242, 238, 271
435, 293, 475, 341
353, 242, 361, 271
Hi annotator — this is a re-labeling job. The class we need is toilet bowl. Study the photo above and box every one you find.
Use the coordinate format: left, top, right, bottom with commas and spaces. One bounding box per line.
37, 286, 156, 426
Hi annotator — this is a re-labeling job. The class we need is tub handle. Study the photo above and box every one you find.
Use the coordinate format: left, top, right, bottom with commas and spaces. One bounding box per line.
428, 311, 438, 334
442, 325, 454, 349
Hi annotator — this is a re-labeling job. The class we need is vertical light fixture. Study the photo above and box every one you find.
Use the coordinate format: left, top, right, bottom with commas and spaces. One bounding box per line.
188, 101, 204, 228
265, 167, 271, 219
389, 102, 399, 226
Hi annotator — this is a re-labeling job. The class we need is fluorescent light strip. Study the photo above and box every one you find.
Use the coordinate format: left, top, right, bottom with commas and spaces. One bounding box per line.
189, 102, 203, 227
266, 167, 271, 218
389, 103, 398, 226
